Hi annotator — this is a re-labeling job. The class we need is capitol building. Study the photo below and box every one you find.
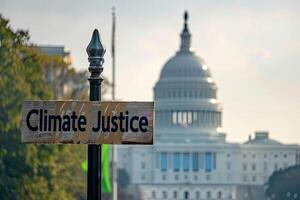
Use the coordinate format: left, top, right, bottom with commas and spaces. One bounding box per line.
118, 12, 300, 200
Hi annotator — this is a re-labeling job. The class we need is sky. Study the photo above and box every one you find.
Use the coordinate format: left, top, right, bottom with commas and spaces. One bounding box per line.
1, 0, 300, 144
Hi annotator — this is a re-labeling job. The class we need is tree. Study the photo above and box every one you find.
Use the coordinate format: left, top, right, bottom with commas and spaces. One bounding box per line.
265, 165, 300, 200
0, 15, 87, 199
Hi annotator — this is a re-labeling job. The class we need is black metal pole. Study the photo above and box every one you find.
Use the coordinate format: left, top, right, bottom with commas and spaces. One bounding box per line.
87, 29, 106, 200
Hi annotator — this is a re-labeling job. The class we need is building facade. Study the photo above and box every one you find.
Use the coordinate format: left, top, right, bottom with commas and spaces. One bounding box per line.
37, 45, 72, 64
35, 45, 90, 99
118, 12, 300, 200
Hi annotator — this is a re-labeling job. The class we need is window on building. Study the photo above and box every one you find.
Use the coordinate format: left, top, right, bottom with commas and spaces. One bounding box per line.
162, 191, 167, 198
252, 175, 256, 182
184, 174, 189, 180
193, 111, 198, 122
194, 175, 198, 181
196, 191, 200, 199
141, 161, 146, 169
252, 163, 256, 171
152, 191, 156, 198
173, 191, 178, 199
172, 112, 177, 124
226, 162, 231, 170
182, 112, 187, 125
264, 162, 268, 171
184, 191, 189, 199
162, 174, 166, 180
227, 174, 231, 181
218, 191, 222, 199
178, 112, 182, 124
243, 163, 247, 171
205, 152, 212, 172
206, 174, 211, 181
172, 111, 194, 126
156, 152, 159, 169
160, 152, 167, 172
213, 152, 217, 169
168, 153, 172, 169
275, 154, 278, 158
187, 112, 192, 124
183, 153, 190, 172
204, 111, 209, 124
207, 191, 211, 199
141, 174, 145, 180
243, 175, 247, 182
174, 152, 180, 172
184, 90, 187, 98
192, 152, 199, 171
274, 163, 278, 171
284, 154, 287, 158
199, 153, 204, 169
174, 174, 179, 180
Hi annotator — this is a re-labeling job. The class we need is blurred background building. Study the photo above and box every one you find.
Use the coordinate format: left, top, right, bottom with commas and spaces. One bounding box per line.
37, 45, 72, 64
118, 12, 300, 200
35, 45, 90, 100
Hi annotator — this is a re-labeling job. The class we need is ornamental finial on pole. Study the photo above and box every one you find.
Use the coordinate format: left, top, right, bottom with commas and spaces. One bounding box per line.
87, 29, 106, 78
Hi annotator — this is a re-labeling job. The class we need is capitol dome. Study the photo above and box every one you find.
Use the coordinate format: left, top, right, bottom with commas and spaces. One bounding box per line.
158, 11, 212, 81
159, 53, 211, 79
154, 11, 225, 143
160, 50, 211, 79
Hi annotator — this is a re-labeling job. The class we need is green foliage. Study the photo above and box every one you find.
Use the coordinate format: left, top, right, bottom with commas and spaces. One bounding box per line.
0, 15, 86, 199
265, 165, 300, 200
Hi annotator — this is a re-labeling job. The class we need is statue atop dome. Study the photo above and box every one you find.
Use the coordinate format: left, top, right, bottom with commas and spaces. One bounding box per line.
183, 11, 189, 32
180, 11, 191, 52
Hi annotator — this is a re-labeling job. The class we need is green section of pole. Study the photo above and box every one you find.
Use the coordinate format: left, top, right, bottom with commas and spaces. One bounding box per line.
101, 145, 111, 193
86, 29, 106, 200
81, 145, 111, 193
